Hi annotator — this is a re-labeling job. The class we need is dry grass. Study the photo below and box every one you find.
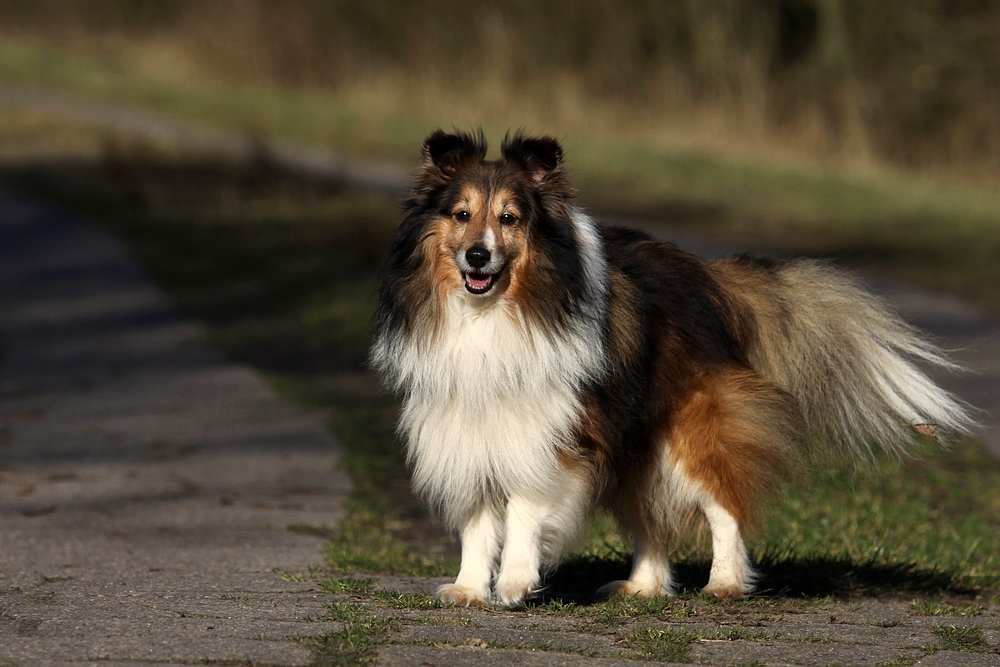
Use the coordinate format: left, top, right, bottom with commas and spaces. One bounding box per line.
1, 0, 999, 181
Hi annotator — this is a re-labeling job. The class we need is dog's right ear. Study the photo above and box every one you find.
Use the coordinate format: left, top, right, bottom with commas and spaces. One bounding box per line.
421, 129, 487, 179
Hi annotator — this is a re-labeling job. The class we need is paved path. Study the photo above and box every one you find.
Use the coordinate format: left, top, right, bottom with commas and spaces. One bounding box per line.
0, 192, 351, 665
350, 576, 1000, 667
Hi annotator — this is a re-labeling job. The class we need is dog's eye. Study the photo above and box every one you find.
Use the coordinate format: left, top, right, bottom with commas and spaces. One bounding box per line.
454, 210, 470, 222
500, 213, 518, 225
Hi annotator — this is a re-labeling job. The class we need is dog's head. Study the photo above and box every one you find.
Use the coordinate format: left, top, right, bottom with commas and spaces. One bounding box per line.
407, 129, 573, 299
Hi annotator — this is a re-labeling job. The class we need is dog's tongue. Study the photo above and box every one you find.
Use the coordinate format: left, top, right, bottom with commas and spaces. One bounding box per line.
468, 274, 491, 290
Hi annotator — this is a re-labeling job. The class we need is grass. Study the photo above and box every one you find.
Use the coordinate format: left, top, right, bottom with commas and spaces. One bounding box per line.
626, 626, 698, 662
322, 578, 378, 597
0, 37, 425, 162
306, 608, 400, 667
911, 600, 984, 617
932, 624, 988, 651
323, 501, 454, 578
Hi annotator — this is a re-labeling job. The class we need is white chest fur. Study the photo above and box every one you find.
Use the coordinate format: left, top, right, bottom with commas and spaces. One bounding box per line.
372, 209, 610, 528
397, 295, 603, 527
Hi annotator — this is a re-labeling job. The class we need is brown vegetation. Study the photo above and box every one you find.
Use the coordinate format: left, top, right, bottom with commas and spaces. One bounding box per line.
3, 1, 999, 178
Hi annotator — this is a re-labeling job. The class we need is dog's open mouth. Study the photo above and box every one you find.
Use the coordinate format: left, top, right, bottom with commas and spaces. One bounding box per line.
464, 271, 498, 295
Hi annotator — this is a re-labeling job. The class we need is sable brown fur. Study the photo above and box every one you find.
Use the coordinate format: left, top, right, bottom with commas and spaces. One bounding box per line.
582, 229, 801, 535
666, 368, 801, 527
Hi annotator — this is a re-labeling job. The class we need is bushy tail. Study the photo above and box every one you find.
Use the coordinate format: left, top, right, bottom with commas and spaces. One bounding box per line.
711, 257, 976, 456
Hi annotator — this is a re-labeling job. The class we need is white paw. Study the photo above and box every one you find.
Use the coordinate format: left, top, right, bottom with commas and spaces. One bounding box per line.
494, 566, 539, 607
437, 583, 488, 607
596, 578, 672, 599
704, 563, 755, 600
703, 574, 754, 600
703, 582, 745, 600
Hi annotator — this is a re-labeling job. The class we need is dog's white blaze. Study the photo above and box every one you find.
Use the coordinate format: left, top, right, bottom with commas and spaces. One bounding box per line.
483, 225, 496, 252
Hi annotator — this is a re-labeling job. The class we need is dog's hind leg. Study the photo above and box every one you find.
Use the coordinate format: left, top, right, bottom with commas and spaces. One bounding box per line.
700, 496, 754, 599
668, 368, 802, 599
596, 530, 675, 599
439, 503, 503, 607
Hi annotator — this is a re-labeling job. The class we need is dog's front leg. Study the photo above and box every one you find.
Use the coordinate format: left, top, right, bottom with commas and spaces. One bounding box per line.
494, 494, 548, 607
495, 469, 591, 607
438, 503, 503, 607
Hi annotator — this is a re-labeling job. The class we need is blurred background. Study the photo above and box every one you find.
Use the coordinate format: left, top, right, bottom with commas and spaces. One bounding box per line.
2, 1, 1000, 587
2, 0, 1000, 174
3, 1, 1000, 299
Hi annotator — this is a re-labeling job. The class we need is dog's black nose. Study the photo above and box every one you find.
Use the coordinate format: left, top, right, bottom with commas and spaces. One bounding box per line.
465, 246, 491, 269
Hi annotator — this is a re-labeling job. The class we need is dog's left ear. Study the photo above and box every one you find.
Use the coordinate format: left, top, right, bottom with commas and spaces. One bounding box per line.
501, 133, 565, 184
409, 129, 488, 201
422, 129, 488, 178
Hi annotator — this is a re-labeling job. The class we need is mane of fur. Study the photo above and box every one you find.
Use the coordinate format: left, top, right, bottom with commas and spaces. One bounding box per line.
371, 154, 610, 526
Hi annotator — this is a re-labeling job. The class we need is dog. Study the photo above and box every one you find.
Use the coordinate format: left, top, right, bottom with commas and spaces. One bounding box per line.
371, 129, 973, 607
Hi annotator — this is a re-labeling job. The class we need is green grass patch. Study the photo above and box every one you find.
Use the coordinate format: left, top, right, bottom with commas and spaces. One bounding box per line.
307, 608, 400, 667
626, 626, 698, 662
753, 443, 1000, 595
932, 624, 987, 651
368, 590, 444, 611
873, 658, 921, 667
700, 628, 782, 641
910, 600, 984, 617
587, 592, 698, 627
322, 578, 379, 597
323, 501, 453, 578
525, 598, 580, 614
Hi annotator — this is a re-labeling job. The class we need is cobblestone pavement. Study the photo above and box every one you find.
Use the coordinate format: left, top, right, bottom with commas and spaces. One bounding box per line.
338, 576, 1000, 667
0, 192, 351, 665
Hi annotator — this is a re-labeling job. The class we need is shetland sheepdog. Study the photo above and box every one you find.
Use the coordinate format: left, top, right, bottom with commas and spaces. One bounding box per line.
371, 130, 973, 607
